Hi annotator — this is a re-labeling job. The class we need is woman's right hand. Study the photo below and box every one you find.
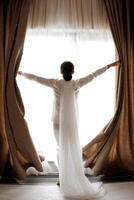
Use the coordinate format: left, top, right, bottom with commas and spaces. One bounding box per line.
107, 60, 121, 68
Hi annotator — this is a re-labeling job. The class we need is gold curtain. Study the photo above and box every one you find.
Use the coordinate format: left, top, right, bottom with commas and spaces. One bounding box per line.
0, 0, 43, 180
83, 0, 134, 176
2, 0, 133, 179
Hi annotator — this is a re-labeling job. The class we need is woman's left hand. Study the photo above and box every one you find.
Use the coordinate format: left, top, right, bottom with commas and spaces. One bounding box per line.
18, 71, 23, 75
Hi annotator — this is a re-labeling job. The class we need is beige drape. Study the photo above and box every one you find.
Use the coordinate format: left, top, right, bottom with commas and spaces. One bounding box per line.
0, 1, 9, 178
1, 0, 133, 179
83, 0, 134, 176
0, 0, 43, 180
28, 0, 109, 30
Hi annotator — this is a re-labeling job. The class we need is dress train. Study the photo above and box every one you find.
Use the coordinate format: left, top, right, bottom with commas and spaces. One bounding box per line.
59, 81, 105, 199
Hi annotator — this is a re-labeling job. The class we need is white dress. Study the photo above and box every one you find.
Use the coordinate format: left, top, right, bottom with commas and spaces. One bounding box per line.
21, 66, 108, 199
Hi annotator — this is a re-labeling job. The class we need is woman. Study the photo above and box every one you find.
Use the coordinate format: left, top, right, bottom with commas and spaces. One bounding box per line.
18, 60, 120, 199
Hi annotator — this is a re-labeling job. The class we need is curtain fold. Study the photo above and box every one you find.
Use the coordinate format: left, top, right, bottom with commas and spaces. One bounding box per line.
1, 0, 133, 179
0, 0, 9, 178
28, 0, 109, 30
83, 0, 134, 176
0, 0, 43, 180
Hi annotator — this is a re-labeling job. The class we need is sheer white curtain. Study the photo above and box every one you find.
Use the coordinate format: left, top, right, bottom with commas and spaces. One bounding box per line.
17, 0, 116, 164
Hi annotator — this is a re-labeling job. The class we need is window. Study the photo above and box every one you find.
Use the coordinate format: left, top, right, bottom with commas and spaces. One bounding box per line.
17, 29, 116, 163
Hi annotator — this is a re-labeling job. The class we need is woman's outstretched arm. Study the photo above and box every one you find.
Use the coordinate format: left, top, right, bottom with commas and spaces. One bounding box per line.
107, 60, 121, 68
76, 60, 120, 88
18, 71, 57, 88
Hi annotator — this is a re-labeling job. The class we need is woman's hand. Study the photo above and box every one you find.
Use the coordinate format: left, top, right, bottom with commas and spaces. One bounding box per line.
18, 71, 23, 75
107, 60, 121, 68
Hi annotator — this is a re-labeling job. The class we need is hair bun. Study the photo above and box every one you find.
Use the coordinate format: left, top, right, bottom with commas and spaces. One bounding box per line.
61, 61, 74, 81
63, 74, 72, 81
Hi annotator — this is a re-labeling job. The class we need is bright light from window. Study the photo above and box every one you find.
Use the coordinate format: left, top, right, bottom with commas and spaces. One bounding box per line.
17, 30, 116, 163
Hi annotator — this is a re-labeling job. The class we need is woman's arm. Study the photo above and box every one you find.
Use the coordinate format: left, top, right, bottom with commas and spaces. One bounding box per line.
107, 60, 121, 68
76, 60, 120, 88
18, 71, 57, 88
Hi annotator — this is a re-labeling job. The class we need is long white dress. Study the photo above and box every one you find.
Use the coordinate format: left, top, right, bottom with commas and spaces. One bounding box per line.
21, 66, 108, 199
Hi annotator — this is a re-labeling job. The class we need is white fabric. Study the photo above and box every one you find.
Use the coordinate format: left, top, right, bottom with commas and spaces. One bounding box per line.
26, 160, 56, 176
20, 66, 108, 199
59, 80, 104, 199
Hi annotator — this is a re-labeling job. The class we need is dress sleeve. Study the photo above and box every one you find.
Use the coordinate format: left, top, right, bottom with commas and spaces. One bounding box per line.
75, 66, 108, 88
20, 72, 57, 88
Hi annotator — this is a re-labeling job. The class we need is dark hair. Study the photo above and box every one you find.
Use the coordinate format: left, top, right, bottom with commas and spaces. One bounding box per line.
60, 61, 74, 81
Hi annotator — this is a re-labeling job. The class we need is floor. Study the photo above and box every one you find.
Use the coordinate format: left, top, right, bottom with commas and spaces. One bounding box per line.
0, 181, 134, 200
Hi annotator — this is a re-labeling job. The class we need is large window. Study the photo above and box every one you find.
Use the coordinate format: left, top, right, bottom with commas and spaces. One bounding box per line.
17, 29, 116, 164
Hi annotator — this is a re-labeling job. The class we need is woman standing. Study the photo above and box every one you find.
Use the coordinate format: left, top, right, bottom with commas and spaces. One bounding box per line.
18, 60, 120, 199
